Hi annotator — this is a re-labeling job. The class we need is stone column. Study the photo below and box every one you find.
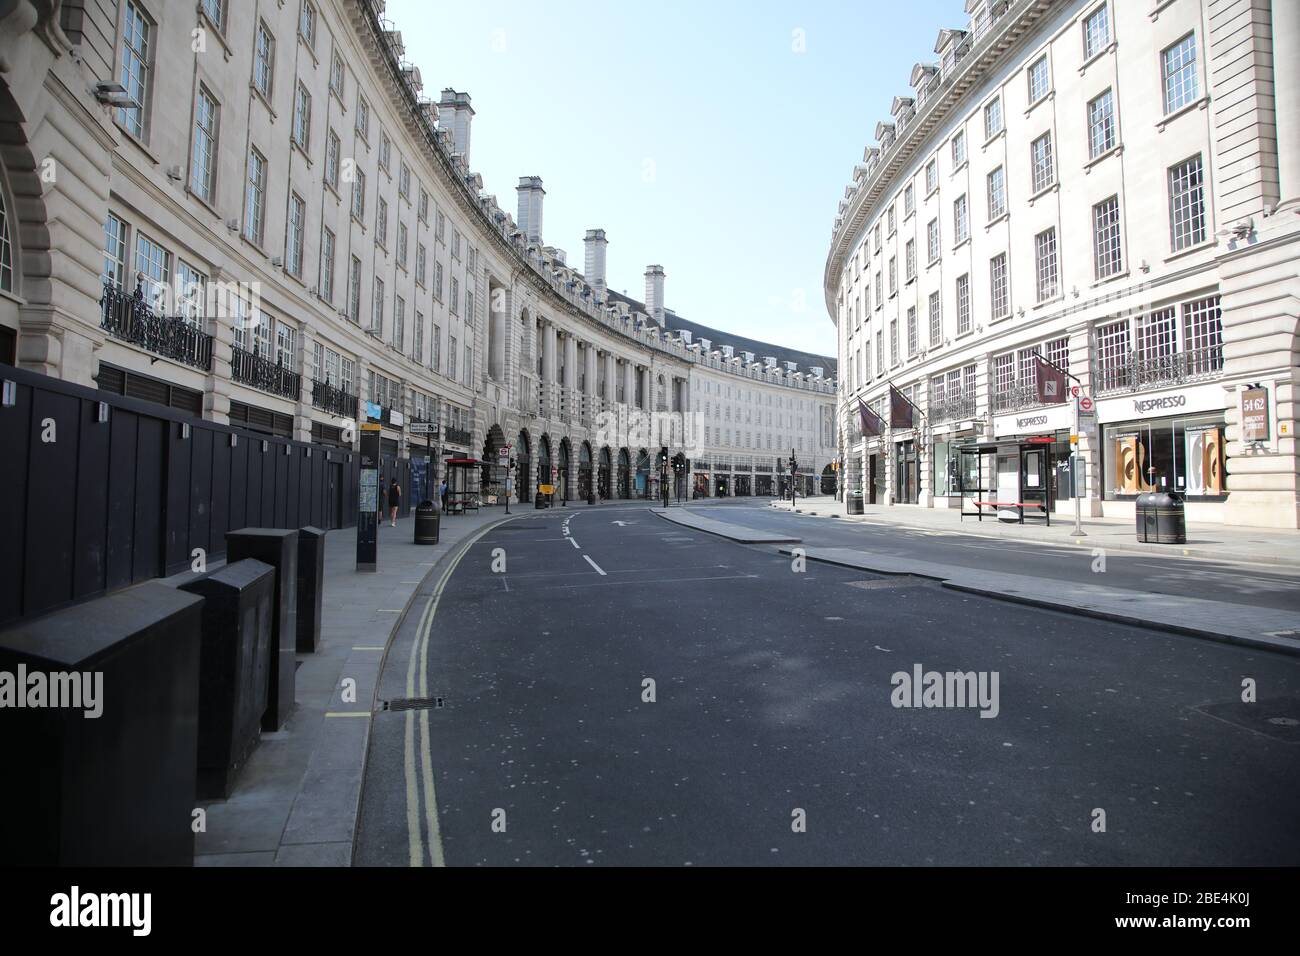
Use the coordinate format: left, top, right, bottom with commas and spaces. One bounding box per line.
1273, 0, 1300, 213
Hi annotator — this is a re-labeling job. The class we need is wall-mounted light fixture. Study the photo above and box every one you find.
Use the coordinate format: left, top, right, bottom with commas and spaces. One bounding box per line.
96, 401, 110, 423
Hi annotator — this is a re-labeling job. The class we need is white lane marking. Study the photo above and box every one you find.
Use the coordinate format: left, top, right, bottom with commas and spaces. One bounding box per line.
570, 537, 580, 549
583, 554, 607, 576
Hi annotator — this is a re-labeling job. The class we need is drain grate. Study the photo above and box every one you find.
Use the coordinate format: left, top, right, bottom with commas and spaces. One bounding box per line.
1195, 698, 1300, 743
383, 696, 446, 712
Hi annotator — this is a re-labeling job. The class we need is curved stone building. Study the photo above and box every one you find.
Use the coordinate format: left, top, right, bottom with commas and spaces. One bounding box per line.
0, 0, 834, 524
825, 0, 1300, 527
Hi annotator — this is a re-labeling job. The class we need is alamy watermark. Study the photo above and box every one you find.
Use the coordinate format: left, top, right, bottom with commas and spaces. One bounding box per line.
0, 665, 103, 719
890, 663, 999, 719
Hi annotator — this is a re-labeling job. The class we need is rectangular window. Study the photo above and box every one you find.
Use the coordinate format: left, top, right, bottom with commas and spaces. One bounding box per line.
394, 296, 405, 351
413, 310, 424, 363
449, 335, 457, 379
397, 222, 408, 268
379, 131, 391, 171
1088, 89, 1116, 158
987, 166, 1006, 219
355, 97, 370, 139
1183, 296, 1224, 374
450, 276, 459, 314
435, 261, 444, 301
191, 87, 219, 202
956, 273, 971, 334
904, 183, 914, 217
120, 3, 152, 139
433, 324, 441, 371
990, 253, 1009, 319
419, 189, 429, 223
925, 159, 937, 194
905, 240, 916, 281
286, 193, 305, 277
983, 97, 1003, 139
371, 277, 385, 333
928, 291, 942, 345
325, 129, 340, 189
276, 322, 296, 368
175, 260, 205, 323
886, 207, 896, 235
244, 149, 267, 245
1093, 195, 1123, 279
348, 256, 361, 323
888, 257, 897, 295
876, 330, 883, 374
1031, 132, 1054, 193
926, 218, 940, 263
253, 21, 274, 99
890, 319, 899, 366
1028, 55, 1050, 104
416, 243, 427, 286
202, 0, 224, 31
320, 227, 335, 303
399, 163, 411, 198
1162, 33, 1199, 115
1083, 4, 1110, 60
951, 130, 966, 167
103, 214, 129, 288
1169, 155, 1206, 251
299, 1, 316, 48
376, 198, 388, 247
330, 51, 345, 97
352, 169, 366, 219
994, 353, 1014, 400
874, 271, 882, 308
293, 82, 311, 148
953, 194, 969, 244
1035, 228, 1059, 302
464, 345, 472, 386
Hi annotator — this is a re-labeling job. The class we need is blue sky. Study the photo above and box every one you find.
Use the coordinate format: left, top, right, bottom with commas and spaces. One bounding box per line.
389, 0, 957, 358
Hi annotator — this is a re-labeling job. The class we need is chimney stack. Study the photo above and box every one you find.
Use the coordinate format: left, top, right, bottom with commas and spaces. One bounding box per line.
517, 176, 545, 244
584, 229, 608, 300
644, 265, 666, 324
438, 89, 474, 164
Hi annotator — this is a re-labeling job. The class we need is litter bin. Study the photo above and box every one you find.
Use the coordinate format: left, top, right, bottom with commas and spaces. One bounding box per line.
846, 492, 865, 516
534, 492, 548, 509
1136, 491, 1186, 544
414, 500, 440, 545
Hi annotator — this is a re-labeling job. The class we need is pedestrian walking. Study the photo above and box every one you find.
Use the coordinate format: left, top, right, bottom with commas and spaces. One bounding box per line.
387, 478, 401, 527
439, 478, 449, 512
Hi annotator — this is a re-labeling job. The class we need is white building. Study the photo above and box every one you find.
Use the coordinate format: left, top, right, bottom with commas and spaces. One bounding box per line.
825, 0, 1300, 528
0, 0, 833, 515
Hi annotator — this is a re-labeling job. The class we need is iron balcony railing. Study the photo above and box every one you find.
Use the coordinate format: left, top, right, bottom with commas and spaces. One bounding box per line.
992, 384, 1066, 414
99, 284, 214, 372
930, 394, 978, 423
231, 346, 301, 401
311, 378, 358, 419
1094, 345, 1224, 397
444, 425, 472, 446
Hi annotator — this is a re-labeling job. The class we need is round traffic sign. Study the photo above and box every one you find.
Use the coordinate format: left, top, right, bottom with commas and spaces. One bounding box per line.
1080, 396, 1094, 412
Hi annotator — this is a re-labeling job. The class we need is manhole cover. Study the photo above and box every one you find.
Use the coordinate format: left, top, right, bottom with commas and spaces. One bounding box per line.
1195, 698, 1300, 742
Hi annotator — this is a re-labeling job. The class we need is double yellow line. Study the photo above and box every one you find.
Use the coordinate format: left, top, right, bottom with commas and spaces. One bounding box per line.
403, 519, 509, 867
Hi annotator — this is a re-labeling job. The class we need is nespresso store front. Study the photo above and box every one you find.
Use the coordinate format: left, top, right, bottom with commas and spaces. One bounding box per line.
1098, 383, 1228, 520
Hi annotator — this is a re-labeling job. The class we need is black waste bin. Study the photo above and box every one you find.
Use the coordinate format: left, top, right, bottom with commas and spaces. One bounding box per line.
847, 493, 865, 516
414, 500, 440, 545
1136, 491, 1186, 544
534, 492, 548, 509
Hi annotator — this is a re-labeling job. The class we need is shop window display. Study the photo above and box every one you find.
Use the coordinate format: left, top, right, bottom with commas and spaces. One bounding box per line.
1103, 415, 1225, 499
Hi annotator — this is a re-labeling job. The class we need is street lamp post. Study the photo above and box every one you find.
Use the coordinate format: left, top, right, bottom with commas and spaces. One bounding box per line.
789, 448, 798, 508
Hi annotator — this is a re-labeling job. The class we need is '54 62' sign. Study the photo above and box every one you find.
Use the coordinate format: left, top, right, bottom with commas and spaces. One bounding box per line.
1241, 387, 1269, 442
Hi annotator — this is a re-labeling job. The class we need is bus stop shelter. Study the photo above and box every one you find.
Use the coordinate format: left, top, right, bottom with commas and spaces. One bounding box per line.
958, 438, 1056, 525
443, 456, 483, 515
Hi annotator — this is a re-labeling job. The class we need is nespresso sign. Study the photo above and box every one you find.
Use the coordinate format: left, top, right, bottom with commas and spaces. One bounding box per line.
1133, 395, 1186, 414
993, 402, 1072, 438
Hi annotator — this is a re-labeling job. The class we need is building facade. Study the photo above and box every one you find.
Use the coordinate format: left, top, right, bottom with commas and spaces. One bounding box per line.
0, 0, 834, 525
825, 0, 1300, 528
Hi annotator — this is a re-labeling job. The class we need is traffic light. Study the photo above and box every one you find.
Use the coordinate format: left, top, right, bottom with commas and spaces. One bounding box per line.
658, 447, 668, 469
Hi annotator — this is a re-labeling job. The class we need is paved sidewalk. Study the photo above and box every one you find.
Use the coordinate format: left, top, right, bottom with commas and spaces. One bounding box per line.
650, 507, 800, 543
772, 497, 1300, 568
172, 507, 515, 866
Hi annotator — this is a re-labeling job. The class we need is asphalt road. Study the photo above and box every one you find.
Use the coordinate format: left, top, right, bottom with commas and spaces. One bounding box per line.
691, 498, 1300, 613
355, 502, 1300, 866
